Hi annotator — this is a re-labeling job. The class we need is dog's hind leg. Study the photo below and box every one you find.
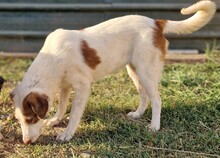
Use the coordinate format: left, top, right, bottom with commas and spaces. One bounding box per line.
136, 62, 163, 131
45, 87, 71, 127
126, 64, 149, 119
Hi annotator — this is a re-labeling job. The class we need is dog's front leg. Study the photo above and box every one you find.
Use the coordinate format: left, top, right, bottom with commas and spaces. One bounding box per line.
45, 87, 71, 127
56, 83, 91, 142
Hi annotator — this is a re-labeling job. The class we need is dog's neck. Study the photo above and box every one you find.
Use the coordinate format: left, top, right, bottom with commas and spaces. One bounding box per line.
21, 54, 60, 106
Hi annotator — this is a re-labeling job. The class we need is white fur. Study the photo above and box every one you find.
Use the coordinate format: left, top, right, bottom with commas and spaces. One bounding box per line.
12, 0, 216, 143
164, 0, 216, 34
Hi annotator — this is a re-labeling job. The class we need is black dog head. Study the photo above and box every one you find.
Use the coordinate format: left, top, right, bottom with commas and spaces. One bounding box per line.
0, 76, 5, 92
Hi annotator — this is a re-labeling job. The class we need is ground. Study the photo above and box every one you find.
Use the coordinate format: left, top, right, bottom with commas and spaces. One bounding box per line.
0, 53, 219, 157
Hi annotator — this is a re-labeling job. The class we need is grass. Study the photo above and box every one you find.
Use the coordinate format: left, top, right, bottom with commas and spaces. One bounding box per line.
0, 54, 219, 158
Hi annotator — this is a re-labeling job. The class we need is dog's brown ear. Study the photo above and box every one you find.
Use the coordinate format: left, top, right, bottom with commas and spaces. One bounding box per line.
24, 92, 49, 119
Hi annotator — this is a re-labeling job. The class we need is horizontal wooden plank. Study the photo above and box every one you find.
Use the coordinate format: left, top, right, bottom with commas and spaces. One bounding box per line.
0, 31, 47, 37
167, 32, 220, 39
0, 12, 106, 31
0, 11, 219, 32
0, 51, 207, 64
168, 39, 220, 51
0, 35, 218, 52
1, 30, 220, 39
0, 3, 219, 11
1, 0, 219, 4
0, 0, 183, 3
0, 37, 44, 52
104, 11, 220, 24
168, 49, 198, 54
0, 52, 37, 58
165, 54, 206, 64
1, 0, 104, 3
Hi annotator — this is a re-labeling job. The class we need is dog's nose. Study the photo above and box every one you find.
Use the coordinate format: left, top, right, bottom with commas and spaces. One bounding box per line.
24, 139, 32, 145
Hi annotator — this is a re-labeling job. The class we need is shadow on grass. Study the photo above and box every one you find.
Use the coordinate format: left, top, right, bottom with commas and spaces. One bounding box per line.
0, 129, 22, 157
1, 98, 219, 157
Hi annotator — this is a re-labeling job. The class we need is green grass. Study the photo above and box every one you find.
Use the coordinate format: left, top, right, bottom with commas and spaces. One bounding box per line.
0, 55, 219, 158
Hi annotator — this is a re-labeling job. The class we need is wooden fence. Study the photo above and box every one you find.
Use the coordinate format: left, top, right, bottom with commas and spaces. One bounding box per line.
0, 0, 219, 53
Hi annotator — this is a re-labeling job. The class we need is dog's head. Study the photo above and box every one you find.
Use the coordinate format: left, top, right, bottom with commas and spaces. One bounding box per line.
11, 87, 49, 144
0, 76, 5, 92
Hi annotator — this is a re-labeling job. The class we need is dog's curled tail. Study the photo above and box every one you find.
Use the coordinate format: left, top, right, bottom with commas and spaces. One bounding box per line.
163, 0, 216, 35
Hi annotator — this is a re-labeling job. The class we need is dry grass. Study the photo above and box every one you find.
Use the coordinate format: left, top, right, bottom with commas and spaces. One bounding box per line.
0, 54, 219, 157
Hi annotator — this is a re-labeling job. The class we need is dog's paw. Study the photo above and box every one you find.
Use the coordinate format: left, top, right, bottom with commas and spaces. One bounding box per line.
44, 117, 60, 127
148, 124, 160, 132
56, 131, 73, 142
127, 111, 142, 119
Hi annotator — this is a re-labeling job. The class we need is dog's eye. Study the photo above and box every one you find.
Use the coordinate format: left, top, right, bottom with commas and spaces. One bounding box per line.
25, 117, 33, 123
25, 116, 39, 124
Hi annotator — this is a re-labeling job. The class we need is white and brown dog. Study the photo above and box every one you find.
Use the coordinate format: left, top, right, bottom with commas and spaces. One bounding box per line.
11, 1, 216, 144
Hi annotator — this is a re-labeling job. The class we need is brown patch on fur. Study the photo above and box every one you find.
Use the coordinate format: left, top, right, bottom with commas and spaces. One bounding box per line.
153, 19, 168, 61
129, 64, 136, 72
155, 19, 167, 30
22, 92, 49, 124
81, 40, 101, 69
